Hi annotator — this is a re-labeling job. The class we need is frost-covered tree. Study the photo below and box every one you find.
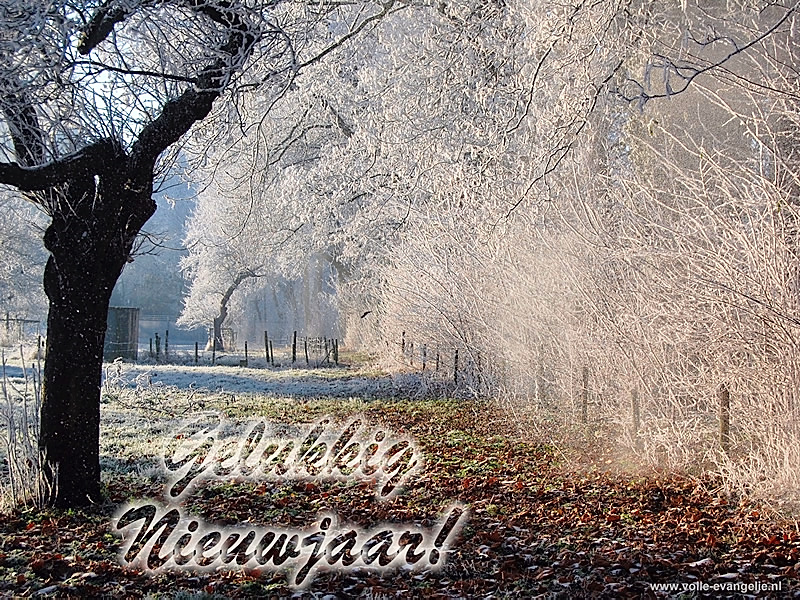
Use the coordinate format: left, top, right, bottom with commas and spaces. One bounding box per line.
0, 192, 47, 324
177, 56, 368, 346
0, 0, 397, 507
178, 0, 531, 348
173, 0, 800, 505
178, 188, 268, 350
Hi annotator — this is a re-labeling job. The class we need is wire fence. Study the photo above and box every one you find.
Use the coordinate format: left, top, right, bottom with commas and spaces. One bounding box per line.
393, 330, 493, 396
0, 315, 41, 347
139, 329, 343, 369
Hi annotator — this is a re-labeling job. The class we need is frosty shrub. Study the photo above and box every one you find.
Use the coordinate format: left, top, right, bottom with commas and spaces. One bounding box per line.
101, 359, 208, 418
0, 348, 56, 509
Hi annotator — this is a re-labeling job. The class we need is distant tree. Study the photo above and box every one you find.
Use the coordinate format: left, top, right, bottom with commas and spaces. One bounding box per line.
176, 174, 274, 351
0, 193, 47, 324
110, 192, 195, 317
176, 77, 352, 347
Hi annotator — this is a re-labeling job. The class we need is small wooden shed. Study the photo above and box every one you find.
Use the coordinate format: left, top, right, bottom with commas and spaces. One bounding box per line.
104, 307, 140, 361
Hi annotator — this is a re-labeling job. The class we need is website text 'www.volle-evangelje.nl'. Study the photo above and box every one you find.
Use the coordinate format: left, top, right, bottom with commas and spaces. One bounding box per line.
650, 580, 782, 594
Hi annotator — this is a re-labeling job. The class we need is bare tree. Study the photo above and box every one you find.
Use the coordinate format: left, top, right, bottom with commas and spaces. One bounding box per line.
0, 0, 393, 507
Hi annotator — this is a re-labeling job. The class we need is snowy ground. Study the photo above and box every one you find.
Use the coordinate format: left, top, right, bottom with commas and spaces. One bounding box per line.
0, 350, 449, 491
1, 345, 434, 402
104, 361, 399, 398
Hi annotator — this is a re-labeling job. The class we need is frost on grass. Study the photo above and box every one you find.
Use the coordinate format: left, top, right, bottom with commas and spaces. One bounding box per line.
101, 360, 435, 401
0, 355, 446, 504
96, 360, 432, 491
0, 348, 55, 509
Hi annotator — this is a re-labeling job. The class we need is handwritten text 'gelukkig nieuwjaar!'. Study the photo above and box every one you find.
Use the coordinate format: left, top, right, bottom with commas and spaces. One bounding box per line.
112, 413, 468, 588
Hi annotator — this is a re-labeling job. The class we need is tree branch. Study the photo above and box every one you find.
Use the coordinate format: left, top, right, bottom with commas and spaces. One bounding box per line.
299, 1, 401, 70
624, 5, 797, 105
78, 0, 157, 55
0, 76, 46, 167
71, 60, 198, 84
127, 3, 259, 171
0, 139, 121, 191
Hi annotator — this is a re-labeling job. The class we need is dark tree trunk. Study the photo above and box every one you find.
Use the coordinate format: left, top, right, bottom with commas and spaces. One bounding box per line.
208, 271, 259, 353
211, 313, 227, 352
39, 171, 155, 506
208, 290, 230, 352
41, 261, 115, 506
0, 0, 257, 508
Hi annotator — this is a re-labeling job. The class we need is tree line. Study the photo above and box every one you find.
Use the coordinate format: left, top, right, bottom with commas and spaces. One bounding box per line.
1, 0, 798, 506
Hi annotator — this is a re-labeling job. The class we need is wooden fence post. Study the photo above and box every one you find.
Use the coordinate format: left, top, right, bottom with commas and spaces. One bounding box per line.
149, 338, 153, 358
292, 331, 297, 364
212, 337, 216, 366
454, 349, 459, 385
269, 341, 274, 366
155, 333, 161, 361
304, 338, 310, 366
264, 331, 269, 364
537, 344, 546, 401
244, 341, 249, 367
580, 365, 589, 424
719, 384, 731, 453
334, 339, 339, 365
194, 341, 199, 365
